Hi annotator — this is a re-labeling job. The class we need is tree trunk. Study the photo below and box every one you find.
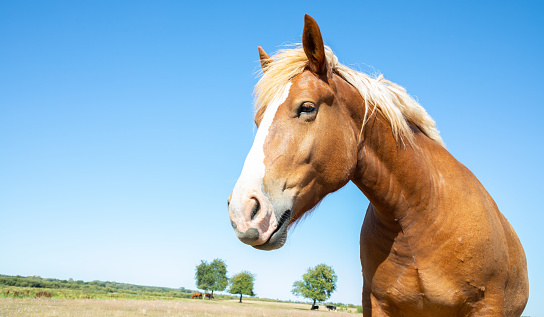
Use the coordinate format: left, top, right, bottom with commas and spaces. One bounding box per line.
239, 293, 243, 303
313, 299, 316, 307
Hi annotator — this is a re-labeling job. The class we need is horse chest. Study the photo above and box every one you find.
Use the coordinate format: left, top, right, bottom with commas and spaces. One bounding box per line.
371, 260, 464, 307
362, 235, 493, 316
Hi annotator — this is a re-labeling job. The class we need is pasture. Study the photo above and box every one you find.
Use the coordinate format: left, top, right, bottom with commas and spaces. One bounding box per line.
0, 298, 356, 316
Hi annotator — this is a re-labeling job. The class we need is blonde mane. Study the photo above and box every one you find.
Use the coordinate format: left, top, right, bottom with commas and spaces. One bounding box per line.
254, 45, 445, 148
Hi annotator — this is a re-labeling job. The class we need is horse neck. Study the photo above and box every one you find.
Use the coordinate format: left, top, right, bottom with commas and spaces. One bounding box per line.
350, 107, 446, 229
332, 73, 449, 229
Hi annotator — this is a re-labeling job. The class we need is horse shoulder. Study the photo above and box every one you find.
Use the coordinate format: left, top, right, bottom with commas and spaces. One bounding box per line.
360, 156, 525, 314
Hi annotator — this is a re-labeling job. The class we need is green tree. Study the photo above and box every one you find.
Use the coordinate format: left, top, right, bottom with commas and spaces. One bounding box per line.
291, 264, 337, 308
228, 271, 255, 303
194, 258, 228, 297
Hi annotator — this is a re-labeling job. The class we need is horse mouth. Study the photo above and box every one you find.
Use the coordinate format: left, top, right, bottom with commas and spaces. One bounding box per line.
253, 210, 291, 251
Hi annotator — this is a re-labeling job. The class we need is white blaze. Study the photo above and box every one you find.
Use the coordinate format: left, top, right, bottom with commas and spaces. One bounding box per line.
230, 82, 292, 229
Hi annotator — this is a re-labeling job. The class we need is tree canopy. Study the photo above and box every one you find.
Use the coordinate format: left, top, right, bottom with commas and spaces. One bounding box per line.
291, 264, 337, 307
194, 258, 228, 296
228, 271, 255, 303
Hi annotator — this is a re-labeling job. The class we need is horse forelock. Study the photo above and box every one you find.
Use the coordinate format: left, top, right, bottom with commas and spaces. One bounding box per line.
253, 45, 445, 148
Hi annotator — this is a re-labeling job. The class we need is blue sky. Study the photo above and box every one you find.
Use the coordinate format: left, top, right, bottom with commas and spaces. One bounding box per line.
1, 0, 543, 314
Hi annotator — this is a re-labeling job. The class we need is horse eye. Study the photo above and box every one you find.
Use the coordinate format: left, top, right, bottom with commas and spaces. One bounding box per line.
299, 102, 316, 114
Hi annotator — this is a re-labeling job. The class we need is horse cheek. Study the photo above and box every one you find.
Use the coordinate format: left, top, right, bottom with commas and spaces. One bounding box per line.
319, 122, 356, 189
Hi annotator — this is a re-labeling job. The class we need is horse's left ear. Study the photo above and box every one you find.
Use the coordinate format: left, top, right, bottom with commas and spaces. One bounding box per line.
258, 46, 272, 72
302, 14, 327, 75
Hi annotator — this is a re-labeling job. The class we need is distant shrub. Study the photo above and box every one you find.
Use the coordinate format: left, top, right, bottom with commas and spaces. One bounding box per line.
0, 274, 196, 300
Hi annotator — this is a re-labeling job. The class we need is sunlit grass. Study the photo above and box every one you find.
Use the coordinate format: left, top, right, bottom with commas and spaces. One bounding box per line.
0, 298, 358, 316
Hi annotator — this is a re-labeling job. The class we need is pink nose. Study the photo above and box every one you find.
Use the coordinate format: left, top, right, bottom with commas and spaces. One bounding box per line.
229, 196, 263, 244
229, 191, 281, 247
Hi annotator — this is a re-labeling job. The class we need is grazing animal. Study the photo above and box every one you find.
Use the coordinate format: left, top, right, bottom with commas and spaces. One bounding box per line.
228, 14, 529, 316
35, 292, 52, 298
311, 305, 319, 310
326, 305, 337, 311
191, 292, 202, 299
204, 293, 214, 300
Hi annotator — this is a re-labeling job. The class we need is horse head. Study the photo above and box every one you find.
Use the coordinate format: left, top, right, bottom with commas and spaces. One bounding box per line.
228, 15, 361, 250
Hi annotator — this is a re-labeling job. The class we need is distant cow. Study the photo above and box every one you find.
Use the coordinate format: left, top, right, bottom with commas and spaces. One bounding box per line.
204, 293, 214, 300
191, 292, 202, 299
35, 292, 52, 298
326, 305, 337, 311
311, 305, 319, 310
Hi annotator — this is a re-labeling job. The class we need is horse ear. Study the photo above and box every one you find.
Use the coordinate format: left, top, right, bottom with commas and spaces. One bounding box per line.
302, 14, 327, 75
258, 46, 272, 72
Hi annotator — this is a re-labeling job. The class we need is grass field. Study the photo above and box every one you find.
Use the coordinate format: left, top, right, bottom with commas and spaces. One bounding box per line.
0, 298, 358, 316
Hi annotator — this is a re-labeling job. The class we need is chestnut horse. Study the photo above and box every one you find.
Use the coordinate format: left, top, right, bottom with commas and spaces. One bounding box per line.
191, 292, 202, 299
228, 15, 529, 316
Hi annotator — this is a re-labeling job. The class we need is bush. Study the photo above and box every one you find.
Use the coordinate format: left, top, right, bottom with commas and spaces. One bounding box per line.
0, 274, 196, 300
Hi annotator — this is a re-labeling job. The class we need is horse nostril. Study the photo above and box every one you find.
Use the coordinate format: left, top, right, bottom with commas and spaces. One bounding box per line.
250, 198, 260, 220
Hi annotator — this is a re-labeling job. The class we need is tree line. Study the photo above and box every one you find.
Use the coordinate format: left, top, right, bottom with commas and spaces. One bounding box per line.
2, 261, 340, 308
194, 259, 337, 307
0, 274, 193, 297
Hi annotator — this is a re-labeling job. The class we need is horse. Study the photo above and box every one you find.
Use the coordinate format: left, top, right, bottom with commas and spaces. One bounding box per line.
227, 14, 529, 316
204, 293, 214, 300
191, 292, 202, 299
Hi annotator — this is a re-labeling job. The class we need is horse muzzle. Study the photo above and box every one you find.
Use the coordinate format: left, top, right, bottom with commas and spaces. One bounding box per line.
228, 193, 291, 250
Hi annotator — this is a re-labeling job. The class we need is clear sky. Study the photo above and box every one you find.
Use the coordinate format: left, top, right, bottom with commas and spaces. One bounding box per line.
1, 0, 543, 314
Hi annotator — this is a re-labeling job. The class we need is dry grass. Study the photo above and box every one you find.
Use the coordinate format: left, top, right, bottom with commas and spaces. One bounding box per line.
0, 298, 358, 316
